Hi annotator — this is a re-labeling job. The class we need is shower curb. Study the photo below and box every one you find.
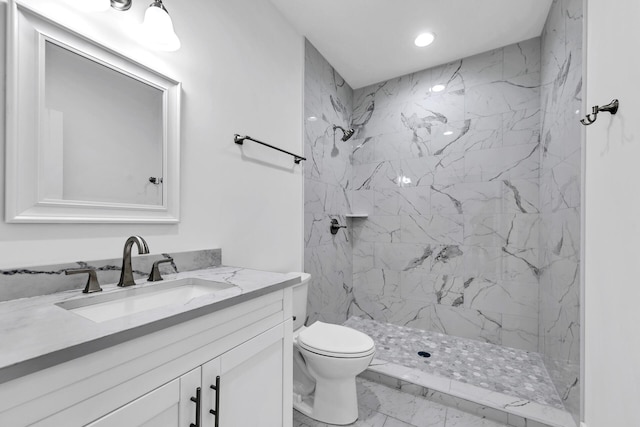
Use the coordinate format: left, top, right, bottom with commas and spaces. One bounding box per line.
360, 359, 577, 427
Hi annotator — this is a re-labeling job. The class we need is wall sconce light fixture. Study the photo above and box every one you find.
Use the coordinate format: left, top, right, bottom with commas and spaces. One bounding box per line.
110, 0, 181, 51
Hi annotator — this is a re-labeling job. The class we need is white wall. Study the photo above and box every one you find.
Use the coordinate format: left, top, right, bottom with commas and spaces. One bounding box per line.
0, 0, 304, 272
584, 0, 640, 426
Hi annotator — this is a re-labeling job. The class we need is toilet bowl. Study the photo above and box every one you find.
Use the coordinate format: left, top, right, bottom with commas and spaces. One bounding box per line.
291, 273, 375, 425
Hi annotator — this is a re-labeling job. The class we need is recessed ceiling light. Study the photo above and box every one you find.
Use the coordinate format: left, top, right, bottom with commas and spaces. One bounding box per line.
307, 116, 318, 122
431, 84, 446, 93
443, 131, 453, 136
414, 32, 436, 47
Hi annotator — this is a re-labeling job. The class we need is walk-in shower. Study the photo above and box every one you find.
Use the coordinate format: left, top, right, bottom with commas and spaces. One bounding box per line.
303, 0, 582, 423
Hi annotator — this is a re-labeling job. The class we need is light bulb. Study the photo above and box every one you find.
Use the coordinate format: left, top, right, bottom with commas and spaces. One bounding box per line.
141, 2, 181, 52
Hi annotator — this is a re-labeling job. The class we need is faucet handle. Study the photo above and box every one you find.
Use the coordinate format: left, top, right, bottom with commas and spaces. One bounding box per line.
148, 258, 174, 282
66, 268, 102, 294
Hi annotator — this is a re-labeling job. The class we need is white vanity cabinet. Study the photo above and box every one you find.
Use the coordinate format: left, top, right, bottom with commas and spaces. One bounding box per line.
88, 324, 286, 427
0, 287, 293, 427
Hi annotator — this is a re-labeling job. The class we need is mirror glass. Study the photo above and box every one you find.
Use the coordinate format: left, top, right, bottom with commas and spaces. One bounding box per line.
43, 41, 164, 206
6, 2, 181, 223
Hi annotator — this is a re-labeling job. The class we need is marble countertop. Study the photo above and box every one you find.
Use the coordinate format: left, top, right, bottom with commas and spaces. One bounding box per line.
0, 266, 299, 384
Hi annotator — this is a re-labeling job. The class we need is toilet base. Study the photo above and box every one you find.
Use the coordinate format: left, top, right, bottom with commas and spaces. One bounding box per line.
292, 395, 315, 419
292, 377, 359, 425
293, 393, 358, 425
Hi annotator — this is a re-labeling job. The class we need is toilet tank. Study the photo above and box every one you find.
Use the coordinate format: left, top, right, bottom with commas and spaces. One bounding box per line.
291, 272, 311, 331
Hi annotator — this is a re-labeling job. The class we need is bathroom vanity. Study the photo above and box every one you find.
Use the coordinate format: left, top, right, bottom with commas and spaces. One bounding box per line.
0, 266, 297, 426
1, 0, 300, 423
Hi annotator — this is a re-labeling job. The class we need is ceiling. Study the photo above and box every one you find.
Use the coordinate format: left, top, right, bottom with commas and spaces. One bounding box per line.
269, 0, 553, 89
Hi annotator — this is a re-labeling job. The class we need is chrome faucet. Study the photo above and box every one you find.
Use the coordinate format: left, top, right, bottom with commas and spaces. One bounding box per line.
117, 235, 150, 287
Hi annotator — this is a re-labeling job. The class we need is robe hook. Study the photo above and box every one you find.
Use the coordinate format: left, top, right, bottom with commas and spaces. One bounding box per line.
580, 99, 619, 126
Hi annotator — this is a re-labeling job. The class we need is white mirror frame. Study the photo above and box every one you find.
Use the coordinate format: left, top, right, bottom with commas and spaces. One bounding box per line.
5, 1, 181, 223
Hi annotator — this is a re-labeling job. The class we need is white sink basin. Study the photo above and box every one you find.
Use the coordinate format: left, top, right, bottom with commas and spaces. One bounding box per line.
57, 277, 235, 323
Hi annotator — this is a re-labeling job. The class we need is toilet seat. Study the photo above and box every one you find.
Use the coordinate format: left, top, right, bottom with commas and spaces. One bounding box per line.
297, 321, 375, 358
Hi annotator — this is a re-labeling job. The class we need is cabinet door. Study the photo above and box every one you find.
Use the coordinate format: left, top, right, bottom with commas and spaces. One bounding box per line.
86, 368, 201, 427
200, 324, 286, 427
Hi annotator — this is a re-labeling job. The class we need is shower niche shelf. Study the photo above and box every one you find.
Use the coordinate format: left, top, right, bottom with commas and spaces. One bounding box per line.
345, 213, 368, 218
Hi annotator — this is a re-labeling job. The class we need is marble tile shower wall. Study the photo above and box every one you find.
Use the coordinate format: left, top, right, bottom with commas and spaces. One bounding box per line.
348, 39, 543, 352
539, 0, 582, 421
303, 41, 354, 324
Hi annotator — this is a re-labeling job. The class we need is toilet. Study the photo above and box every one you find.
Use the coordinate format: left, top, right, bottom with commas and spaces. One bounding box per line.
291, 273, 375, 425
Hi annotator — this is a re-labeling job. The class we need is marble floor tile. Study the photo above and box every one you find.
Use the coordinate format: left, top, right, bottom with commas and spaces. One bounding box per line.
293, 403, 387, 427
292, 378, 509, 427
382, 418, 418, 427
358, 377, 447, 426
444, 407, 512, 427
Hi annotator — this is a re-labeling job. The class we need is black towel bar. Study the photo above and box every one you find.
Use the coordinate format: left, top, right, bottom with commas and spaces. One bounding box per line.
234, 134, 306, 164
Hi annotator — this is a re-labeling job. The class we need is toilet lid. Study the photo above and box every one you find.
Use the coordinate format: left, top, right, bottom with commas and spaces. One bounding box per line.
297, 321, 375, 358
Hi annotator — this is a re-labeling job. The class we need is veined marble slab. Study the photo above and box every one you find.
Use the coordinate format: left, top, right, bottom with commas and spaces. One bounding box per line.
0, 249, 222, 302
538, 0, 582, 423
0, 266, 299, 384
304, 40, 355, 327
347, 36, 544, 355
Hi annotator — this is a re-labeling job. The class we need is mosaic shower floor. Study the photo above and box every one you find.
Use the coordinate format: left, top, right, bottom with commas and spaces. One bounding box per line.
343, 317, 564, 410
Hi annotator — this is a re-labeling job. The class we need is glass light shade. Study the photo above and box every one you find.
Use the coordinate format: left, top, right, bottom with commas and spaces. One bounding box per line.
141, 4, 181, 52
75, 0, 111, 12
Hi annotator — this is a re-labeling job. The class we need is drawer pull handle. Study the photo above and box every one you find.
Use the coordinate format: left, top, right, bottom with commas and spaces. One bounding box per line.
209, 375, 221, 427
190, 387, 201, 427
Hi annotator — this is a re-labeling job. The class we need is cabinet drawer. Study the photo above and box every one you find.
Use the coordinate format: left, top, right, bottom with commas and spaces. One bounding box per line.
86, 378, 180, 427
85, 367, 201, 427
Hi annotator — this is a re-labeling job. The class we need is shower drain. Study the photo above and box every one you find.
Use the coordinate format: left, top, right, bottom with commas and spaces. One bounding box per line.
417, 351, 431, 358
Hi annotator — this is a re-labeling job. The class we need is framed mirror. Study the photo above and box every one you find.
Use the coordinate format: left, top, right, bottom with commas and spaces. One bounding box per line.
5, 1, 181, 223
